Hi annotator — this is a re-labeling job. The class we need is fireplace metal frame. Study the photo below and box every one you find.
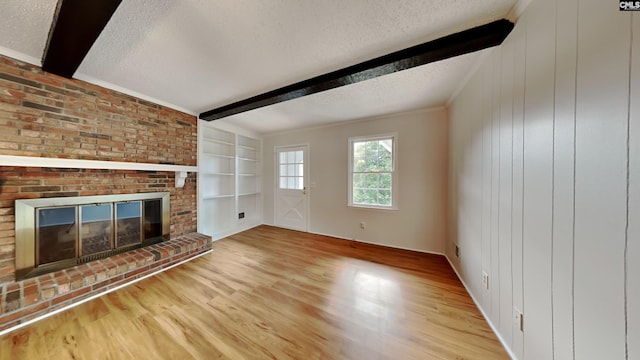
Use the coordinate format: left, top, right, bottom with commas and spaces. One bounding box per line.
15, 192, 170, 280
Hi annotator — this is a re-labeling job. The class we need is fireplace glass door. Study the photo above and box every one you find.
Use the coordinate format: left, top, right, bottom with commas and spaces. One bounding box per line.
37, 206, 77, 265
116, 202, 142, 247
80, 204, 113, 256
144, 199, 162, 240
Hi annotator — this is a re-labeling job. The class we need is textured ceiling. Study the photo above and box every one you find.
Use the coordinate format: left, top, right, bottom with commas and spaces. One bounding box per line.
0, 0, 518, 133
0, 0, 57, 64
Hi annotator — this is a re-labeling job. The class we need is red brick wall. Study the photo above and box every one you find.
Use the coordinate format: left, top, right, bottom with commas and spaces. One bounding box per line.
0, 54, 198, 284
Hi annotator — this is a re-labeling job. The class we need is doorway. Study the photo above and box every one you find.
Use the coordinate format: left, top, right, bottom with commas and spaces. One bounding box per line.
274, 145, 309, 231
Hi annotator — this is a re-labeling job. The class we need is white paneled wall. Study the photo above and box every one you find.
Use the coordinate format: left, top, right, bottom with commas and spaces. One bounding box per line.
630, 11, 640, 359
447, 0, 637, 359
552, 0, 577, 359
574, 1, 630, 359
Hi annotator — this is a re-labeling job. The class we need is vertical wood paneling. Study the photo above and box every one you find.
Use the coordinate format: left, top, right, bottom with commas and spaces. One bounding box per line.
491, 48, 503, 321
510, 19, 527, 360
498, 37, 515, 344
448, 99, 461, 261
449, 2, 636, 359
522, 0, 555, 359
574, 1, 630, 359
628, 13, 639, 360
481, 56, 494, 312
461, 72, 485, 298
552, 0, 578, 358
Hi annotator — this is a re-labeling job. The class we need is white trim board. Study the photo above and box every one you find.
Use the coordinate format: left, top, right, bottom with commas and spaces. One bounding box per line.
0, 155, 197, 172
444, 255, 519, 360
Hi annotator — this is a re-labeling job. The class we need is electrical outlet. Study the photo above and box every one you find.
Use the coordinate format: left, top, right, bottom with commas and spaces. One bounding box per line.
513, 307, 524, 332
455, 245, 460, 259
360, 222, 366, 230
238, 212, 245, 219
482, 271, 489, 290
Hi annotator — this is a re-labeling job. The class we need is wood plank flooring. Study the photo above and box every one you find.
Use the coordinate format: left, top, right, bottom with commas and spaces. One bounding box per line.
0, 226, 509, 359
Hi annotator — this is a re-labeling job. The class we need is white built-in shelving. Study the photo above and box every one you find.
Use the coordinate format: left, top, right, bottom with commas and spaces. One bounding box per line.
236, 135, 261, 229
198, 123, 262, 239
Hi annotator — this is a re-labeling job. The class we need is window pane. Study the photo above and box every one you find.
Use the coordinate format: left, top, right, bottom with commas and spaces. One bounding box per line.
295, 177, 302, 190
365, 155, 378, 172
287, 177, 295, 189
354, 156, 365, 172
380, 144, 392, 171
353, 188, 367, 204
365, 174, 378, 189
288, 164, 296, 177
280, 164, 287, 176
365, 189, 378, 204
365, 141, 376, 159
354, 142, 364, 155
353, 173, 364, 188
380, 173, 392, 189
280, 178, 287, 189
295, 151, 303, 163
287, 151, 295, 163
297, 164, 303, 177
380, 139, 392, 154
378, 190, 392, 205
280, 152, 286, 164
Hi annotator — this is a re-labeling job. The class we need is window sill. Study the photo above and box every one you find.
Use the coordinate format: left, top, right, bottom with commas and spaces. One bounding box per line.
348, 204, 398, 211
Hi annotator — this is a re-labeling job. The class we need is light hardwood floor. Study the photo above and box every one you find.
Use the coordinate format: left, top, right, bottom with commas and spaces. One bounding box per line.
0, 226, 509, 359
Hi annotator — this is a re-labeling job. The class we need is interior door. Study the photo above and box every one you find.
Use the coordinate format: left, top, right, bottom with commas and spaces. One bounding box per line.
275, 145, 308, 231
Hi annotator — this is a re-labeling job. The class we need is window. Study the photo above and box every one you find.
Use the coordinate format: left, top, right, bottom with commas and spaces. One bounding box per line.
348, 134, 397, 209
279, 150, 304, 190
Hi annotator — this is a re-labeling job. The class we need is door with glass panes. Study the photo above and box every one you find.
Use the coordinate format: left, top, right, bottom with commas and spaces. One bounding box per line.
275, 145, 308, 231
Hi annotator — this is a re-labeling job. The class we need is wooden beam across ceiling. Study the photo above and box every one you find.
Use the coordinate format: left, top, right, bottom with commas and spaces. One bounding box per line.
42, 0, 122, 78
200, 19, 514, 122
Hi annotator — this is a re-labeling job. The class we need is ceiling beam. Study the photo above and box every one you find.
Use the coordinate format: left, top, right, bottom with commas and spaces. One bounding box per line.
200, 19, 514, 122
42, 0, 122, 78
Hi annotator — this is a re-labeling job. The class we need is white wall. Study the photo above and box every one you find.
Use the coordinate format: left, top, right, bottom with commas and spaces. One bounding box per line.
263, 108, 448, 254
448, 0, 638, 359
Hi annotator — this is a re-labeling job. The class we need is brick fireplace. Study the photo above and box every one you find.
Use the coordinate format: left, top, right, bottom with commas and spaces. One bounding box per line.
0, 53, 209, 332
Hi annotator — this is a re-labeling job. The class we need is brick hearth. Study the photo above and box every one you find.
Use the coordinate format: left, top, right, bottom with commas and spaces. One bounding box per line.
0, 232, 211, 332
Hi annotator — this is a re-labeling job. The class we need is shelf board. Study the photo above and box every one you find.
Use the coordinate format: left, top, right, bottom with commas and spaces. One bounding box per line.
203, 194, 235, 200
237, 157, 257, 162
202, 137, 234, 146
238, 192, 260, 196
202, 172, 234, 176
237, 173, 257, 177
202, 153, 235, 159
237, 144, 257, 151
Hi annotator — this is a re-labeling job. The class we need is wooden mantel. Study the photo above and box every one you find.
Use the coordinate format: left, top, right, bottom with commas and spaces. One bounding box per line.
0, 155, 198, 188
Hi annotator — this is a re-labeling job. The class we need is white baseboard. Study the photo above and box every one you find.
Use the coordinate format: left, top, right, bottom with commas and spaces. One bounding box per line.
210, 221, 262, 241
444, 255, 519, 360
308, 230, 446, 256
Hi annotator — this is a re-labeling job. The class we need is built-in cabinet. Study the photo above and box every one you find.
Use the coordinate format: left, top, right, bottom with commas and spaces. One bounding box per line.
198, 123, 261, 239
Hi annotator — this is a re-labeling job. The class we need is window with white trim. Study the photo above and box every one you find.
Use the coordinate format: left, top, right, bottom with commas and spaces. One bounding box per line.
348, 134, 397, 209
